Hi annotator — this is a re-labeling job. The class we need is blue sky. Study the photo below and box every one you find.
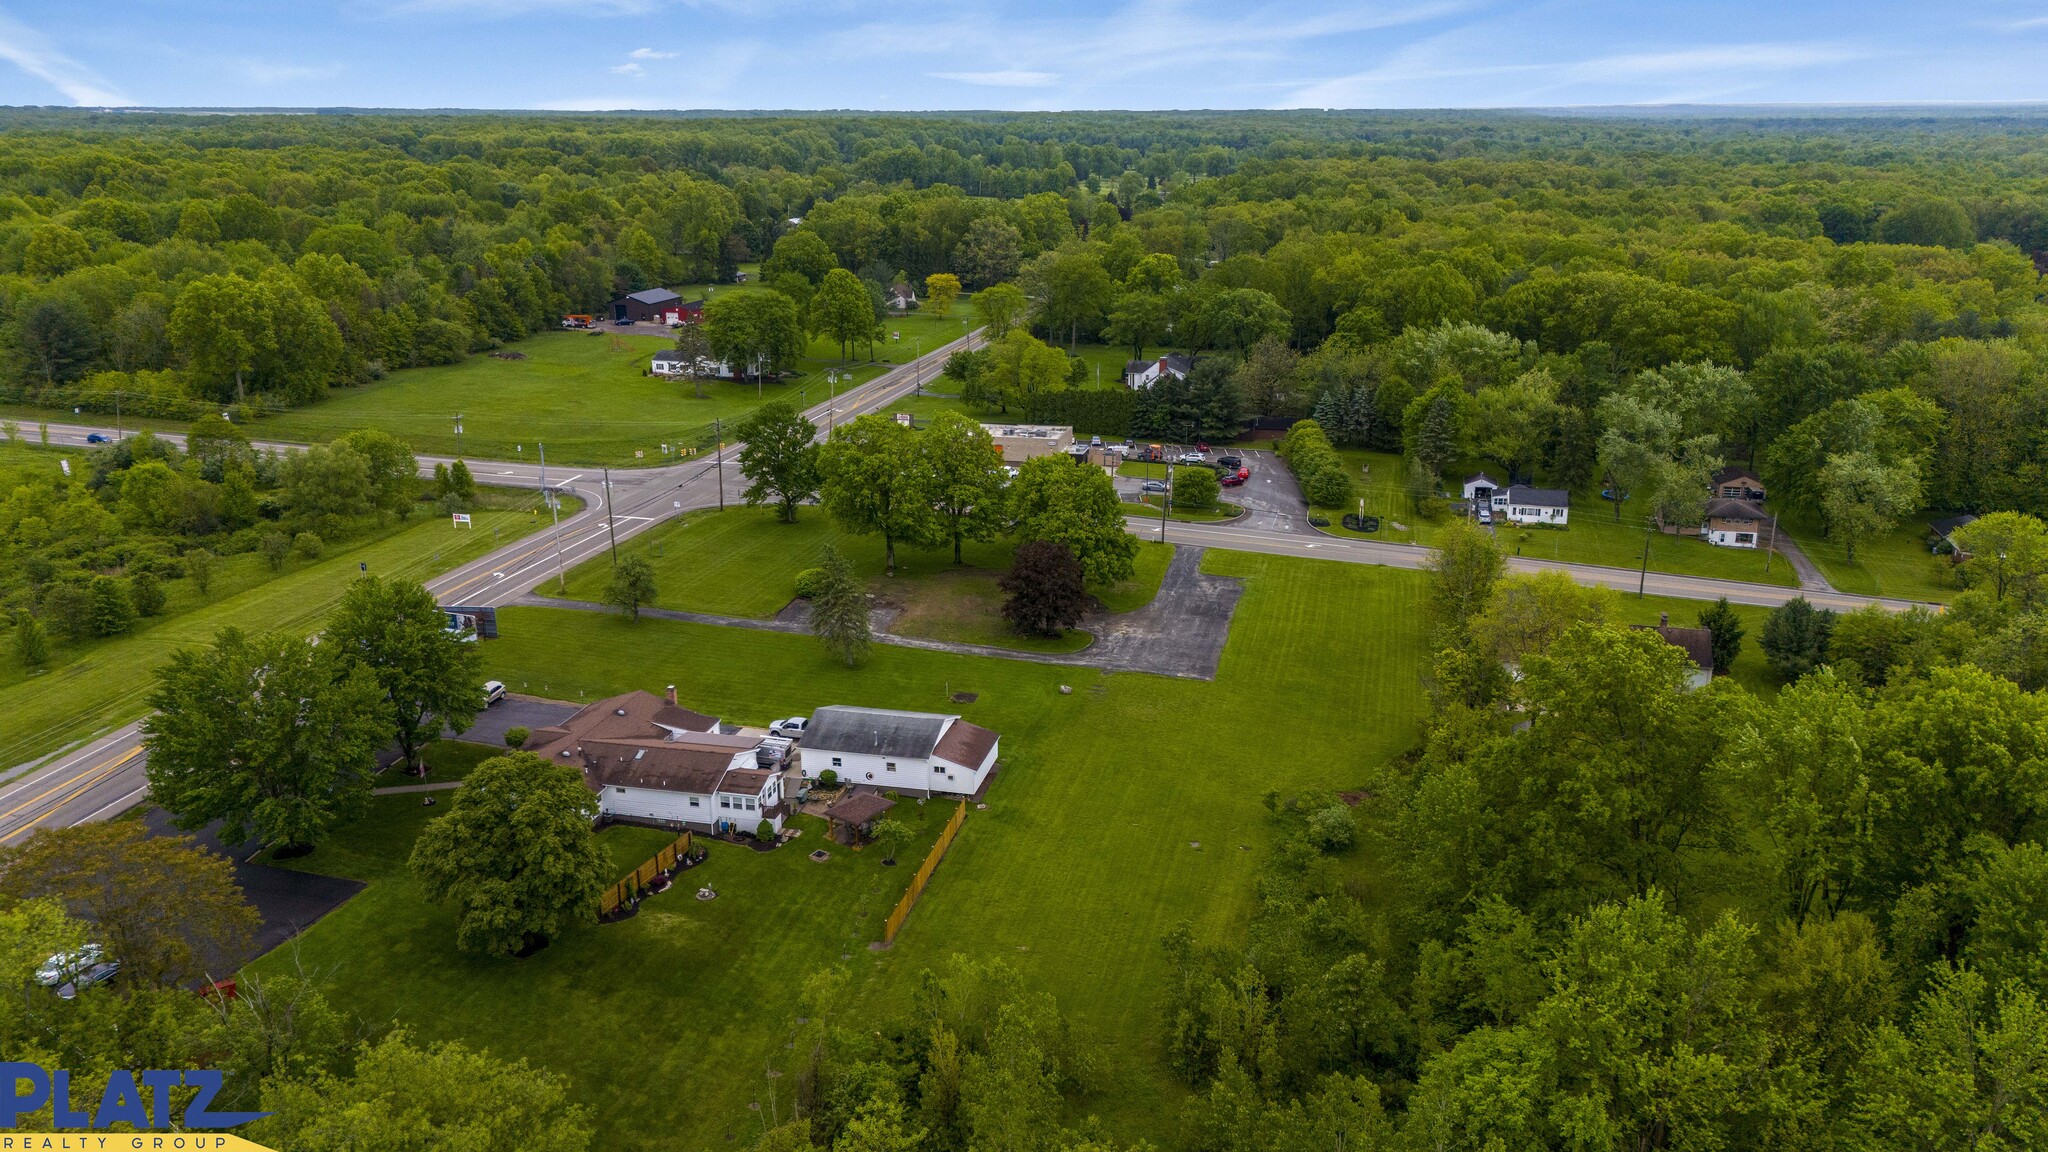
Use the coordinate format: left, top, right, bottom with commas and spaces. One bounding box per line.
0, 1, 2044, 111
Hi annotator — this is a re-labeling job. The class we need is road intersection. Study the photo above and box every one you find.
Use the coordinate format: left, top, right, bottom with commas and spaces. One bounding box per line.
2, 330, 1928, 841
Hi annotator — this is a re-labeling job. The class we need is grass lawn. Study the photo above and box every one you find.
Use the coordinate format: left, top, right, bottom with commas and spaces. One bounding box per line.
535, 506, 1170, 651
0, 490, 567, 772
881, 567, 1094, 654
400, 739, 505, 787
1784, 518, 1960, 602
1135, 494, 1246, 522
247, 540, 1793, 1150
1305, 449, 1797, 587
0, 305, 978, 467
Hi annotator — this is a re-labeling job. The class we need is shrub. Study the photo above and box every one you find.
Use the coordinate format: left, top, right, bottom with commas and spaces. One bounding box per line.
1415, 495, 1450, 522
756, 819, 776, 842
1306, 804, 1357, 852
292, 532, 324, 560
128, 571, 166, 617
793, 567, 828, 599
87, 576, 135, 637
1173, 465, 1220, 512
818, 768, 839, 788
260, 530, 291, 570
503, 726, 531, 749
182, 548, 215, 595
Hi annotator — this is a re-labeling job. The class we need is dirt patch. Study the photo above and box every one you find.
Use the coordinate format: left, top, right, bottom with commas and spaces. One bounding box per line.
950, 691, 979, 703
1338, 790, 1372, 807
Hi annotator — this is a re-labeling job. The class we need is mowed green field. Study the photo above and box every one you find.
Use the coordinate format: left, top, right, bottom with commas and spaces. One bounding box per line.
1784, 518, 1961, 602
0, 492, 566, 771
242, 543, 1785, 1150
250, 310, 977, 466
1310, 448, 1798, 587
538, 505, 1172, 646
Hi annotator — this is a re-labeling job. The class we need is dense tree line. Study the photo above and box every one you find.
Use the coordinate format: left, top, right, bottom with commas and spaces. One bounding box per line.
0, 421, 449, 668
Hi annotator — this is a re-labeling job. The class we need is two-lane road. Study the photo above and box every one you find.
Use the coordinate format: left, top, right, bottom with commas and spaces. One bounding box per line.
0, 329, 986, 843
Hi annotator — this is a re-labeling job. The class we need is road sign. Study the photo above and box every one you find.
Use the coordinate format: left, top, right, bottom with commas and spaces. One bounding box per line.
451, 513, 472, 527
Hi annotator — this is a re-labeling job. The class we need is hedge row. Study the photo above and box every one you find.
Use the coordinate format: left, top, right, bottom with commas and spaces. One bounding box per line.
1019, 388, 1138, 437
1276, 419, 1355, 509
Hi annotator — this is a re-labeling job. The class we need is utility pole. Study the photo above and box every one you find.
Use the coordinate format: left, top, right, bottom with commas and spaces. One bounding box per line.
1159, 461, 1172, 542
1638, 526, 1651, 598
115, 389, 121, 441
714, 418, 725, 512
539, 441, 567, 592
603, 467, 618, 563
1764, 514, 1778, 575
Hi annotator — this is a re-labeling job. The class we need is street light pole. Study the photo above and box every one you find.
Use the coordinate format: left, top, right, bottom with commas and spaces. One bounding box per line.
539, 441, 568, 592
1638, 526, 1651, 598
714, 418, 725, 512
603, 467, 618, 564
1160, 461, 1172, 542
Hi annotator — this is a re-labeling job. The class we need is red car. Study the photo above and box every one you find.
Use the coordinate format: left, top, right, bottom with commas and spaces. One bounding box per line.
1221, 468, 1248, 487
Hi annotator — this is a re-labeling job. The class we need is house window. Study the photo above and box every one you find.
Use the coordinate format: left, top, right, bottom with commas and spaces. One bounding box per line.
689, 798, 700, 808
831, 757, 842, 767
614, 786, 626, 793
885, 762, 897, 772
1736, 533, 1755, 545
745, 798, 756, 811
720, 797, 731, 809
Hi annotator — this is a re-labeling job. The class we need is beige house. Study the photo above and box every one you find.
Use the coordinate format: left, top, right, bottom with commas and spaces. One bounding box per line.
980, 423, 1074, 465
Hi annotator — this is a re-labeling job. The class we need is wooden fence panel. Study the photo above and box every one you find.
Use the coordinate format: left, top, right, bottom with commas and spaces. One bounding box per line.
883, 801, 968, 945
598, 830, 694, 916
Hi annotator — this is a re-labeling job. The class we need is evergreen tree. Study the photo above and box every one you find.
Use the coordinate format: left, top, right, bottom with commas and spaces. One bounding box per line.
809, 546, 870, 667
1696, 597, 1745, 677
1761, 596, 1835, 682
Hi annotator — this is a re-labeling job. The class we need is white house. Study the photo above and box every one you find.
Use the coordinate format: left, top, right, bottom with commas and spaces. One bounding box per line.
651, 350, 750, 380
797, 706, 999, 798
1124, 353, 1193, 390
522, 689, 789, 835
1704, 497, 1767, 548
1491, 485, 1570, 526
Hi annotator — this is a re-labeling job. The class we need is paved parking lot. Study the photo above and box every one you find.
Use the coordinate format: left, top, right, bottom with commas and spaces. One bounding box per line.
454, 695, 581, 747
1112, 449, 1308, 536
140, 808, 364, 979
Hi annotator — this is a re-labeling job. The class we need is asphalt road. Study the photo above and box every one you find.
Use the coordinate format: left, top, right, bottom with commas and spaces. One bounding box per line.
0, 328, 985, 844
9, 332, 1932, 843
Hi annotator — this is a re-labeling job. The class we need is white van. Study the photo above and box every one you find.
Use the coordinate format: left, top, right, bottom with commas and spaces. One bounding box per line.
483, 681, 506, 706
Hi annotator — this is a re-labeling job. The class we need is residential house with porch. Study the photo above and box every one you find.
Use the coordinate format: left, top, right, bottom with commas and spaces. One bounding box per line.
1711, 466, 1767, 503
1632, 613, 1716, 689
1124, 353, 1194, 389
522, 688, 789, 835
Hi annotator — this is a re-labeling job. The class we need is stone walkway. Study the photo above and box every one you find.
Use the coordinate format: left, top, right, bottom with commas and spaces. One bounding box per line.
516, 544, 1243, 681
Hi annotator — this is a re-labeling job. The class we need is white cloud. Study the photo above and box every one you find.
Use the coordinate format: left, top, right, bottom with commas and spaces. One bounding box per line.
629, 47, 678, 59
0, 10, 130, 105
1282, 36, 1870, 108
611, 61, 643, 75
929, 70, 1059, 88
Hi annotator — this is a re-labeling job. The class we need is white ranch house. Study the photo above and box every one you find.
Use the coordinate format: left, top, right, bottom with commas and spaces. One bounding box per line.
1460, 474, 1569, 526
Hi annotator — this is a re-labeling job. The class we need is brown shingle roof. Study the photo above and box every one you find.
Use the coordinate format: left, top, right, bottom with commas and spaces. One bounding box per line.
1633, 624, 1715, 674
825, 791, 896, 826
1704, 497, 1765, 522
578, 734, 759, 793
932, 719, 998, 769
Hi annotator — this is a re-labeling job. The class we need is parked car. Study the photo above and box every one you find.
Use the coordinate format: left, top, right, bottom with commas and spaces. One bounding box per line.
84, 433, 108, 444
1178, 451, 1206, 465
1478, 509, 1493, 525
482, 680, 506, 706
57, 960, 120, 999
1142, 479, 1168, 493
1221, 471, 1247, 488
37, 945, 104, 987
770, 717, 808, 739
1216, 455, 1243, 471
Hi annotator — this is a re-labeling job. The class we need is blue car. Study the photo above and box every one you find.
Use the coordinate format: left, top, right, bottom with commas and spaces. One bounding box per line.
84, 433, 108, 444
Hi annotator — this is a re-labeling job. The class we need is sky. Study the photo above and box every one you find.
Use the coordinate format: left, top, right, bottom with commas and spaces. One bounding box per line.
0, 1, 2044, 112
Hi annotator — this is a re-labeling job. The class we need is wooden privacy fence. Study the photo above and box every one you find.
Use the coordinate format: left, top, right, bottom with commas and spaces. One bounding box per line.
883, 800, 968, 946
599, 830, 693, 915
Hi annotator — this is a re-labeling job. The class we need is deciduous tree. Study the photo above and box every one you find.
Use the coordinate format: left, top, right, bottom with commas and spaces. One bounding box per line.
1000, 540, 1087, 637
819, 414, 939, 576
408, 752, 611, 956
323, 576, 485, 774
736, 400, 821, 522
924, 413, 1007, 563
605, 556, 659, 621
143, 627, 386, 852
1007, 455, 1136, 585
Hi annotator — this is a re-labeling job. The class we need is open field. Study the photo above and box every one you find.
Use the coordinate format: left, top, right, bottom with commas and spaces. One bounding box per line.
246, 545, 1778, 1150
0, 304, 975, 467
0, 490, 567, 771
539, 505, 1171, 650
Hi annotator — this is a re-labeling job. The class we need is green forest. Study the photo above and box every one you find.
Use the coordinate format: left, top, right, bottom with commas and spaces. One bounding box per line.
3, 107, 2048, 1150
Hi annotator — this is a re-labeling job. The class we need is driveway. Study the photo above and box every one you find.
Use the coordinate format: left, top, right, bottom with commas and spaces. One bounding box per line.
454, 695, 581, 747
140, 808, 365, 979
1218, 449, 1307, 535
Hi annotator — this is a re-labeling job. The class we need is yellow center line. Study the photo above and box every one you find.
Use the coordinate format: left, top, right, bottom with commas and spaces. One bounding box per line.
0, 747, 142, 837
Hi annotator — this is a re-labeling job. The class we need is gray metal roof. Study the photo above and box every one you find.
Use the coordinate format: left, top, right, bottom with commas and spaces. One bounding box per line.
1505, 485, 1570, 507
803, 706, 953, 759
623, 288, 681, 305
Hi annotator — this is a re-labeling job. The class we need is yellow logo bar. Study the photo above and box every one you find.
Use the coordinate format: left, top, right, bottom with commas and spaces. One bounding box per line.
2, 1137, 276, 1151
